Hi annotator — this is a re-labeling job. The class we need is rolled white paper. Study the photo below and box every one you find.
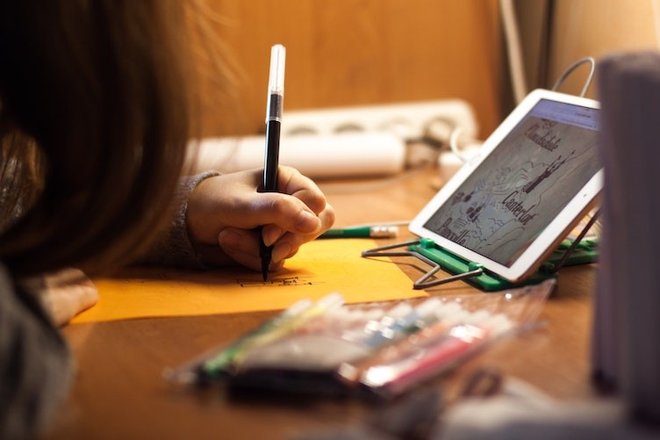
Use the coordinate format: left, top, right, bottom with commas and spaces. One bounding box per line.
193, 132, 406, 179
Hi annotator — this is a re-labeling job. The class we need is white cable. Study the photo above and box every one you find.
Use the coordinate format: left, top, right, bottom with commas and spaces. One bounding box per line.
500, 0, 528, 104
551, 57, 596, 97
449, 126, 468, 162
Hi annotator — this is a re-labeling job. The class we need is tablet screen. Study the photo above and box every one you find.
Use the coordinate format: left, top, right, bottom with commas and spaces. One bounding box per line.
421, 98, 600, 267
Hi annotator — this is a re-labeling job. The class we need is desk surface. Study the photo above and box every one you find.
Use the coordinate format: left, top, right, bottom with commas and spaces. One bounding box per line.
46, 167, 599, 439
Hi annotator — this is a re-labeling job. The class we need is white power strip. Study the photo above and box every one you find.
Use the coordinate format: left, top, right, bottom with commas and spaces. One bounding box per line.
195, 100, 480, 179
281, 100, 479, 142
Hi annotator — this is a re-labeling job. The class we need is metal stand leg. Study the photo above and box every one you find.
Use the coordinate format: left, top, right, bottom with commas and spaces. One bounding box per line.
362, 240, 484, 290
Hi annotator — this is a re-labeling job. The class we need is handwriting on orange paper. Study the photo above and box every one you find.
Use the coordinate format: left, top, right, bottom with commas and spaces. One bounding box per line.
237, 276, 323, 288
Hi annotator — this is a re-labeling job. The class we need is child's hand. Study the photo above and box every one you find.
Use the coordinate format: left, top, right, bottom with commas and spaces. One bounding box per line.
20, 268, 98, 326
186, 166, 335, 272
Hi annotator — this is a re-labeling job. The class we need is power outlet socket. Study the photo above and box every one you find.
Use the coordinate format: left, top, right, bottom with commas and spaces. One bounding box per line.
281, 100, 478, 143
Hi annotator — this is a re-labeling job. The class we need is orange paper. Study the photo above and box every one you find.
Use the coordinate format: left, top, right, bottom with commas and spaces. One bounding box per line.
72, 239, 424, 323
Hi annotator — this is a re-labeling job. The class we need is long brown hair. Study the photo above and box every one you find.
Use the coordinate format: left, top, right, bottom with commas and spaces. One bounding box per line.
0, 1, 197, 276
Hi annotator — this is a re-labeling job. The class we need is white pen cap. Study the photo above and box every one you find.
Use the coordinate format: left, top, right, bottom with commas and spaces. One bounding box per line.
268, 44, 286, 96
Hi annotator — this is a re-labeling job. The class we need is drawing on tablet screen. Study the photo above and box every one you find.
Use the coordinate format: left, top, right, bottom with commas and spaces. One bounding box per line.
424, 111, 600, 266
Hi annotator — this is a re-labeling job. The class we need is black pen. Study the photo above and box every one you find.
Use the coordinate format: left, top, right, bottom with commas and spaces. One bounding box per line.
260, 44, 286, 281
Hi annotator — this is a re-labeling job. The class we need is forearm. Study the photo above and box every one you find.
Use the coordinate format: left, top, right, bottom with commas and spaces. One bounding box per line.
134, 171, 220, 269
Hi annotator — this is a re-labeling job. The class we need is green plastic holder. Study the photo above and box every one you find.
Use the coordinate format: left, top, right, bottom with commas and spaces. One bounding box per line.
362, 234, 598, 292
407, 237, 598, 291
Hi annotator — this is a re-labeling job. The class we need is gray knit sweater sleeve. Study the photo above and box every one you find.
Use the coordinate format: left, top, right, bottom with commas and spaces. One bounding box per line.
137, 171, 220, 268
0, 264, 73, 439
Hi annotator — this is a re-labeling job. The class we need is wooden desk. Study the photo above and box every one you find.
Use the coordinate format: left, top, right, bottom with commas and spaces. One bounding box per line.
46, 167, 599, 439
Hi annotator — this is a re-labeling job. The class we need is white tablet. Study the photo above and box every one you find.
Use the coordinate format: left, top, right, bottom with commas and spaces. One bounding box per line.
409, 89, 602, 282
